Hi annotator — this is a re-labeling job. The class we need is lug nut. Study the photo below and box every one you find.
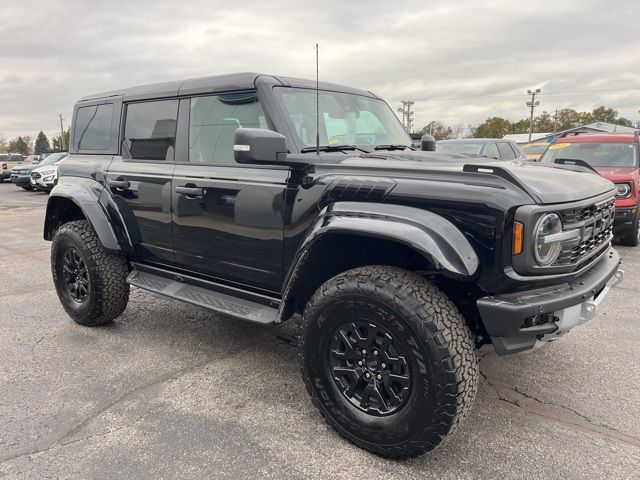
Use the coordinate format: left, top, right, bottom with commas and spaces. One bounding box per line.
361, 349, 367, 355
365, 373, 371, 379
357, 360, 363, 366
376, 374, 382, 380
373, 350, 378, 356
381, 363, 386, 368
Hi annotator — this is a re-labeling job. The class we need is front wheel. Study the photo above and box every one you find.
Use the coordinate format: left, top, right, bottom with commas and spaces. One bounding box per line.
51, 220, 130, 326
299, 266, 479, 459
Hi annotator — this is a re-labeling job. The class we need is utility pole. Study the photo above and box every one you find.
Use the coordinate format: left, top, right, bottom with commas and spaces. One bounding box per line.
59, 114, 66, 151
526, 88, 541, 142
397, 100, 415, 134
553, 109, 559, 133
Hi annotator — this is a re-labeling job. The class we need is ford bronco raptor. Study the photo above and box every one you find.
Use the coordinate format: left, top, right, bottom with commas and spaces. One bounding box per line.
44, 73, 623, 459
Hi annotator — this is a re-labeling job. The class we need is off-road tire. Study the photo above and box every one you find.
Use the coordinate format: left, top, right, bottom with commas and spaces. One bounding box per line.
51, 220, 130, 326
620, 212, 640, 247
299, 265, 479, 459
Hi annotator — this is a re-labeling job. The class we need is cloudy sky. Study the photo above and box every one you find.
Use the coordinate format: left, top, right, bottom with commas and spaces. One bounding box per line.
1, 0, 639, 141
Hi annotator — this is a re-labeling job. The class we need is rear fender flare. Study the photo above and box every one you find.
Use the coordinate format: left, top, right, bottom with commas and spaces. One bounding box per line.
44, 178, 132, 253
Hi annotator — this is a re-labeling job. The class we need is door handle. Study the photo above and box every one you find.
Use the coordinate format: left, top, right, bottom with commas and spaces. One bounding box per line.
109, 179, 130, 189
175, 186, 204, 197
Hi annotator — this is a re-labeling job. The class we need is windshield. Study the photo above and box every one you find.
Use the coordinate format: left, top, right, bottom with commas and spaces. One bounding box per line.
275, 87, 411, 150
436, 143, 483, 155
540, 142, 638, 168
39, 153, 66, 166
0, 155, 8, 162
522, 144, 548, 155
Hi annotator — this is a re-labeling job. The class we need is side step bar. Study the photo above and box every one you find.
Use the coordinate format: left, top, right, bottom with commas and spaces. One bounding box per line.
127, 269, 278, 325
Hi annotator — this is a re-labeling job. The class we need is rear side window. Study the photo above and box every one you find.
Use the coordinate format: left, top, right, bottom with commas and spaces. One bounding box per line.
484, 143, 499, 159
497, 142, 516, 160
123, 100, 178, 161
189, 92, 267, 164
73, 104, 113, 150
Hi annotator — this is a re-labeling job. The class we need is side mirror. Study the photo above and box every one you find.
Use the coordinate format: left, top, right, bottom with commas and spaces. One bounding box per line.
234, 128, 288, 165
420, 134, 436, 152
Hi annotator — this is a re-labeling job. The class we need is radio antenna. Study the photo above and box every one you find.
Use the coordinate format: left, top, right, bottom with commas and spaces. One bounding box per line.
315, 43, 320, 155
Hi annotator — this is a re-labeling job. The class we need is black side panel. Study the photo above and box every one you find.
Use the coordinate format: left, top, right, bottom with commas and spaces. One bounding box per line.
105, 156, 175, 262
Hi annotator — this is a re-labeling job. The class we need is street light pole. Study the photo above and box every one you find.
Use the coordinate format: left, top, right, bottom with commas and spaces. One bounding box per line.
526, 89, 540, 142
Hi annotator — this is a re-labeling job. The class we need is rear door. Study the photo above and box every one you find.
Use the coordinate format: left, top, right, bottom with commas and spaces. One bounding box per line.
171, 92, 288, 293
106, 99, 179, 263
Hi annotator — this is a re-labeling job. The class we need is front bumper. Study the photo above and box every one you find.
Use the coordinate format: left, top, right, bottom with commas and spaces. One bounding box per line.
10, 174, 32, 187
0, 170, 10, 180
478, 249, 623, 355
613, 206, 638, 237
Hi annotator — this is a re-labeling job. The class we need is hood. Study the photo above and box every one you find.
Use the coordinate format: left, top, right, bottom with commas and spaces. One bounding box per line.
11, 164, 38, 174
328, 150, 615, 205
32, 164, 59, 174
594, 166, 637, 181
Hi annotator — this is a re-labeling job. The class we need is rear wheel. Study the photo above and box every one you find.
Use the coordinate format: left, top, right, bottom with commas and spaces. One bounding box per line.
51, 220, 130, 325
620, 212, 640, 247
299, 266, 479, 459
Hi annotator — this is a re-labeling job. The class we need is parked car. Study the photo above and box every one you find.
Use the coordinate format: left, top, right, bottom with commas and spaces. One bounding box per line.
436, 138, 526, 161
44, 73, 622, 459
521, 141, 549, 161
31, 153, 68, 191
540, 132, 640, 246
11, 152, 67, 190
0, 153, 26, 182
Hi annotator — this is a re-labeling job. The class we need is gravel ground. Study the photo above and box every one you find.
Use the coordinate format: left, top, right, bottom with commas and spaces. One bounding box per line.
0, 183, 639, 479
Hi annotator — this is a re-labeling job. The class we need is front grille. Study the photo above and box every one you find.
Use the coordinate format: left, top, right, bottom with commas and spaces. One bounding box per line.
554, 198, 614, 267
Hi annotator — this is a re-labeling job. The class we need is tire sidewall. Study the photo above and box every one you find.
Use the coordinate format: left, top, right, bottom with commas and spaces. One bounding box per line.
52, 225, 102, 320
303, 283, 454, 448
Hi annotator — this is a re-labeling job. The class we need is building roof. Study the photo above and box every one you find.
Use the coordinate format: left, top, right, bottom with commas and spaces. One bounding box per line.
502, 133, 553, 143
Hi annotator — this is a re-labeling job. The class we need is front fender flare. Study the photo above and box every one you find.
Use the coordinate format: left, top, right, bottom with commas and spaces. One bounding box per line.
309, 202, 479, 277
278, 202, 479, 321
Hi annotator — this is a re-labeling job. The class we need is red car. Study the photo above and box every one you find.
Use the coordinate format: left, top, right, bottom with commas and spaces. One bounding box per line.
540, 132, 640, 246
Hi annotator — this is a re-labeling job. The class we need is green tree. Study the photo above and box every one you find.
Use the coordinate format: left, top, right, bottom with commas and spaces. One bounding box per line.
509, 119, 530, 134
420, 121, 454, 141
34, 131, 51, 154
52, 129, 70, 151
473, 117, 512, 138
8, 136, 29, 155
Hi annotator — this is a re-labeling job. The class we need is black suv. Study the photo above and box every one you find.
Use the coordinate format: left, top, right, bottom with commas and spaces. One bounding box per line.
44, 73, 623, 459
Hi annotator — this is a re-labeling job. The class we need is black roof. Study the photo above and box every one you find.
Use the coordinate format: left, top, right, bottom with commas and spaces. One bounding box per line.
78, 72, 376, 103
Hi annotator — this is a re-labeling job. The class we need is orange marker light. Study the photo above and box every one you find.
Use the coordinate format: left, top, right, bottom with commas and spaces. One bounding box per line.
513, 222, 524, 255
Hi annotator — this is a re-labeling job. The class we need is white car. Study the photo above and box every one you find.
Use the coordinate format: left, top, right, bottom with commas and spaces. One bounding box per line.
30, 153, 68, 191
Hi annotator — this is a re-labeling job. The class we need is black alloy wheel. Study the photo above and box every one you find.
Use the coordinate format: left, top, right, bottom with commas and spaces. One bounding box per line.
328, 320, 411, 416
61, 247, 90, 303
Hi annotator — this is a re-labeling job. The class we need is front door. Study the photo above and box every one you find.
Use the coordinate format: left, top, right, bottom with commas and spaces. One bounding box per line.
106, 99, 179, 263
171, 92, 288, 293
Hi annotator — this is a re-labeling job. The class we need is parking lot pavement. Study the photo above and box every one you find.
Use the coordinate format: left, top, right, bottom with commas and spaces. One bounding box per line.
0, 183, 639, 480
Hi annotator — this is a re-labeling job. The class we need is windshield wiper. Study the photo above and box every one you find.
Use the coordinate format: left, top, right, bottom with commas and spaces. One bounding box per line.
374, 144, 414, 151
300, 145, 370, 153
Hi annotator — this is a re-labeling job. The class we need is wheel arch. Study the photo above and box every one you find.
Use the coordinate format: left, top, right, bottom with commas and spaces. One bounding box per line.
278, 202, 479, 322
44, 179, 131, 253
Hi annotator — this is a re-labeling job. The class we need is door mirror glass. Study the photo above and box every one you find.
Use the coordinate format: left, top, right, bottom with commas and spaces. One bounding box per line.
234, 128, 287, 165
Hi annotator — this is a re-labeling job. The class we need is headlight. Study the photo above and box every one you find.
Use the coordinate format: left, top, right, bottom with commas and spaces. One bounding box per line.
534, 213, 562, 266
43, 175, 54, 181
38, 169, 55, 176
615, 183, 632, 199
